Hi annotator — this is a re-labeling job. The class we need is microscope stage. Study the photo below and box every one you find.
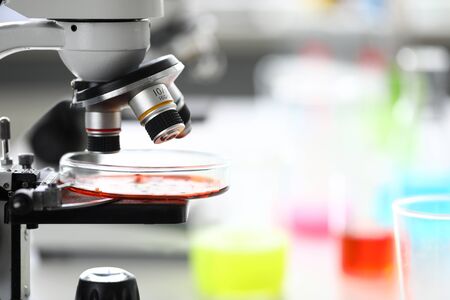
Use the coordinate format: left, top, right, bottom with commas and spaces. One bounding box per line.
10, 189, 189, 225
10, 149, 228, 225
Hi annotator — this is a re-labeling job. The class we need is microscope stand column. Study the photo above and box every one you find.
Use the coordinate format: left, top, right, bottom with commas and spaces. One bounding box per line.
11, 224, 30, 300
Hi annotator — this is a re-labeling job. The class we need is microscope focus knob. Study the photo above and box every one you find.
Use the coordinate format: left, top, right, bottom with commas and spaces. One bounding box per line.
75, 267, 140, 300
18, 153, 34, 169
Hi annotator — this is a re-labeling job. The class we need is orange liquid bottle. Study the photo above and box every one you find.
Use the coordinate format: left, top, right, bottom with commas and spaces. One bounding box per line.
340, 231, 395, 278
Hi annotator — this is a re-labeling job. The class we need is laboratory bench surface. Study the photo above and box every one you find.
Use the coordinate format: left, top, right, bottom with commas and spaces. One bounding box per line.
29, 236, 399, 300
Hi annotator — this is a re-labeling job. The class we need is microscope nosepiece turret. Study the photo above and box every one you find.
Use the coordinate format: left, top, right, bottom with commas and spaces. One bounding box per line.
72, 55, 188, 151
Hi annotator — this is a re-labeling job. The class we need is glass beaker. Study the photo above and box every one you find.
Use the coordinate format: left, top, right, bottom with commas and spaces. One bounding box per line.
393, 196, 450, 300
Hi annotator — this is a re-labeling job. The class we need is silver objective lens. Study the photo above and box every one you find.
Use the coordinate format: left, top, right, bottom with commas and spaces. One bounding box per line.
85, 111, 121, 152
169, 83, 192, 139
129, 84, 185, 144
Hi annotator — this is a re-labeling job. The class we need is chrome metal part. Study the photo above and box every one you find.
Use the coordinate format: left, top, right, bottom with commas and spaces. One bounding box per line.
129, 84, 175, 124
0, 169, 12, 190
153, 123, 185, 144
20, 225, 30, 299
0, 117, 13, 166
85, 111, 121, 136
169, 83, 183, 107
72, 63, 184, 109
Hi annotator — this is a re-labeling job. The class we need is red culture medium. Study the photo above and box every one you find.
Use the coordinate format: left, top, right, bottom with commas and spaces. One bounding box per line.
65, 174, 227, 202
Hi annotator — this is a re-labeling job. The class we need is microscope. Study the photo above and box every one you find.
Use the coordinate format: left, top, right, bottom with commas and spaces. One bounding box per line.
0, 1, 228, 299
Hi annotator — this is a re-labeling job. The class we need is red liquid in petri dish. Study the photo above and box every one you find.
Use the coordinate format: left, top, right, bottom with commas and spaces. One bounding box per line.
65, 174, 227, 202
340, 231, 395, 278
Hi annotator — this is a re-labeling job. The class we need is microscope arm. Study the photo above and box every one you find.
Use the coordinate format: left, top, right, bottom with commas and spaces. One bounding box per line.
0, 19, 64, 60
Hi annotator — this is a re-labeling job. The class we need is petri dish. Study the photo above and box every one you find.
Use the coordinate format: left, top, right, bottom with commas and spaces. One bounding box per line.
59, 149, 229, 201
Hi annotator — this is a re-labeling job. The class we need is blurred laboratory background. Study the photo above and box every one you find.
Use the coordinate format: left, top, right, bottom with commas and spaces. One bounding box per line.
2, 0, 450, 299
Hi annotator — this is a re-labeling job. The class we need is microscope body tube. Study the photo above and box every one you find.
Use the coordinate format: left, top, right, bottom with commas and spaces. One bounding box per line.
0, 18, 150, 82
56, 21, 150, 82
6, 0, 163, 19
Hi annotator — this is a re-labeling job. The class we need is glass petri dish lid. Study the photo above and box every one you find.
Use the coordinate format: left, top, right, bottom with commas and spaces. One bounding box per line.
59, 149, 229, 200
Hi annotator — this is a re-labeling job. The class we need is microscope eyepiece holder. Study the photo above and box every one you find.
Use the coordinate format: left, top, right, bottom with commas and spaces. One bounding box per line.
72, 54, 191, 151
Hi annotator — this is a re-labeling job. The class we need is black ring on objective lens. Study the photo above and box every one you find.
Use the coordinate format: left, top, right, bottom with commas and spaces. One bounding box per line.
177, 103, 191, 125
75, 55, 180, 102
144, 110, 183, 141
87, 135, 120, 152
